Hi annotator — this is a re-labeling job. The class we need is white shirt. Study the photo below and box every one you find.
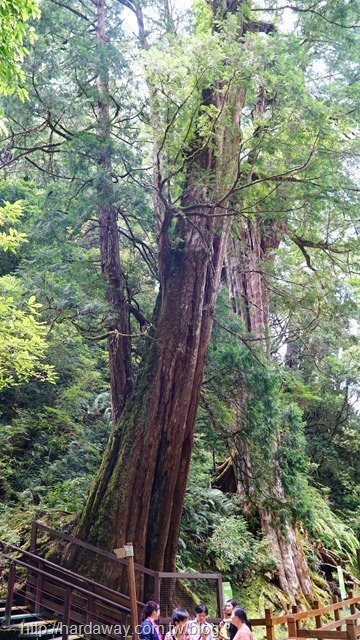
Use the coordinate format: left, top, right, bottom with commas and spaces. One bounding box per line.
188, 620, 213, 640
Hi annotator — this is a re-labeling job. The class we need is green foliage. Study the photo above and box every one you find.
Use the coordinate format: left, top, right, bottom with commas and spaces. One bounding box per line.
179, 437, 277, 582
0, 279, 55, 389
0, 201, 27, 251
208, 514, 276, 577
0, 0, 40, 97
0, 324, 109, 534
0, 200, 54, 388
305, 487, 359, 567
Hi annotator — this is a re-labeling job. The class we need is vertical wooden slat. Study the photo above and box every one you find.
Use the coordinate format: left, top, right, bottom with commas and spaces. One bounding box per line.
216, 575, 223, 619
35, 559, 44, 614
292, 605, 299, 634
30, 520, 37, 553
62, 587, 71, 640
348, 592, 356, 615
312, 600, 322, 629
265, 608, 275, 640
346, 619, 356, 640
5, 562, 16, 622
287, 616, 297, 639
125, 543, 139, 640
332, 596, 340, 623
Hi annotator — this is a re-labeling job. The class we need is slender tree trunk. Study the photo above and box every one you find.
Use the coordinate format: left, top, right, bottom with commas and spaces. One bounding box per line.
96, 0, 132, 422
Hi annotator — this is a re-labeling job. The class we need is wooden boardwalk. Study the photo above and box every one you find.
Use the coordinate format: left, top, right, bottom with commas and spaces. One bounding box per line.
0, 521, 359, 640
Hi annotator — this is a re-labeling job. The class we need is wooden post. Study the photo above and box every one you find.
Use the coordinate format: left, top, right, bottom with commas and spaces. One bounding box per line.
35, 560, 43, 614
348, 592, 356, 615
287, 616, 297, 639
265, 608, 275, 640
332, 596, 340, 622
292, 605, 299, 633
5, 562, 16, 622
346, 619, 356, 640
312, 600, 322, 629
216, 576, 223, 619
30, 520, 37, 553
125, 543, 139, 640
62, 587, 71, 640
86, 586, 93, 627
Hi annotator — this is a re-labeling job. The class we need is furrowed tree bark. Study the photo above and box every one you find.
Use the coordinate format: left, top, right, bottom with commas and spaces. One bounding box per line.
215, 77, 314, 604
96, 0, 132, 422
222, 217, 314, 605
75, 0, 246, 583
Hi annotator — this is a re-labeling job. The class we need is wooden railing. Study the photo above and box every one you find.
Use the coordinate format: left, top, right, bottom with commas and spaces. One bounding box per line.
0, 549, 132, 639
30, 521, 223, 618
3, 521, 358, 640
248, 596, 360, 640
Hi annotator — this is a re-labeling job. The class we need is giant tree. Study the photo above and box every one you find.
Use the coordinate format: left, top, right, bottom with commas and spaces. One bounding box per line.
2, 0, 359, 591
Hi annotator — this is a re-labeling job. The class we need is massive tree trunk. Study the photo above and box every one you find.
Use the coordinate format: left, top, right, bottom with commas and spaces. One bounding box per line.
96, 0, 132, 422
75, 0, 246, 581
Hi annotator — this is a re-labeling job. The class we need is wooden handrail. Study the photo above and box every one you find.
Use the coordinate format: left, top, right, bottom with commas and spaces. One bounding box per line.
32, 522, 157, 577
296, 630, 348, 639
32, 521, 222, 581
157, 571, 221, 579
31, 521, 224, 618
246, 596, 360, 640
0, 551, 131, 613
6, 544, 144, 608
321, 613, 360, 632
289, 598, 360, 622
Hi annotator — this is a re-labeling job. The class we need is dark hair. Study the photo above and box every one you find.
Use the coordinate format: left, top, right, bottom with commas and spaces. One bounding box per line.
195, 604, 208, 615
142, 601, 160, 620
233, 607, 252, 631
226, 600, 238, 608
172, 608, 190, 624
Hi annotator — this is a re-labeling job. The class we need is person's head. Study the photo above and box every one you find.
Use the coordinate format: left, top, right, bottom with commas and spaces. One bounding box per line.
231, 607, 251, 631
195, 604, 208, 624
172, 608, 190, 634
143, 601, 160, 621
224, 600, 238, 618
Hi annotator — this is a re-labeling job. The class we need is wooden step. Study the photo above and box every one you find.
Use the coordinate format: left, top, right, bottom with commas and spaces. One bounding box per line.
23, 630, 63, 638
0, 613, 41, 623
52, 636, 84, 640
20, 627, 84, 640
6, 618, 57, 629
0, 605, 29, 614
50, 637, 84, 640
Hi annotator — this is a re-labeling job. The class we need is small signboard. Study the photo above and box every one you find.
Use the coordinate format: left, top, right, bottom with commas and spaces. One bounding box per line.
337, 565, 347, 600
222, 582, 233, 603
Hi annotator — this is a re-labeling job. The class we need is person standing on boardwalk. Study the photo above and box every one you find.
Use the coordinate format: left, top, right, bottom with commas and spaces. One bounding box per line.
219, 600, 238, 640
140, 601, 162, 640
230, 607, 253, 640
188, 604, 213, 640
165, 609, 191, 640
